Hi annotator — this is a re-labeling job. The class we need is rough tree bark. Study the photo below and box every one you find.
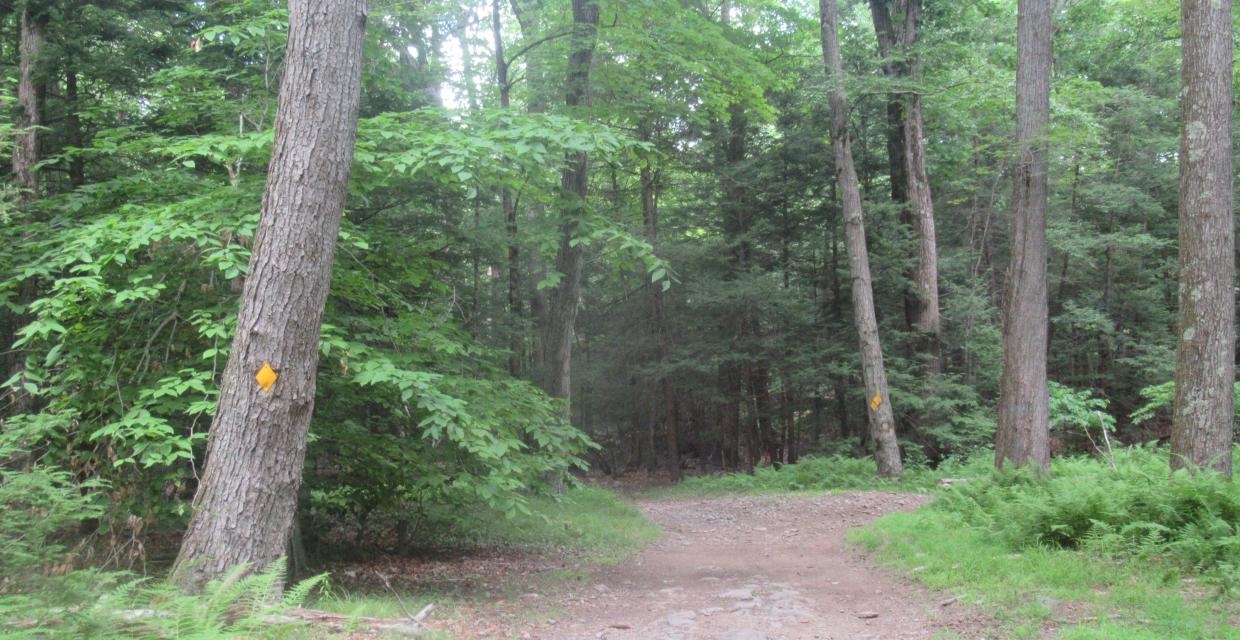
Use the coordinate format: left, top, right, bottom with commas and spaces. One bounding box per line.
13, 4, 45, 201
995, 0, 1051, 472
171, 0, 368, 591
820, 0, 903, 477
540, 0, 599, 407
1170, 0, 1234, 476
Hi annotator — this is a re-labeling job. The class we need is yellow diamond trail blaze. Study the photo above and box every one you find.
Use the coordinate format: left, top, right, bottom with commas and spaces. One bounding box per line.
255, 363, 278, 393
870, 394, 882, 411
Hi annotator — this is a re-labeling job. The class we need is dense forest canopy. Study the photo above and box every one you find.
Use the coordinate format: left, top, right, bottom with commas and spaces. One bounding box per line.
0, 0, 1236, 593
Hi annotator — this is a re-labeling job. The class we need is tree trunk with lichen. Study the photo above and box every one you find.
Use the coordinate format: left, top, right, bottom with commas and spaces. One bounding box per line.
1170, 0, 1234, 477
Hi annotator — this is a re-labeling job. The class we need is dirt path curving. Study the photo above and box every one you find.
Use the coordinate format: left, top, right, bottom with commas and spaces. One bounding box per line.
517, 491, 987, 640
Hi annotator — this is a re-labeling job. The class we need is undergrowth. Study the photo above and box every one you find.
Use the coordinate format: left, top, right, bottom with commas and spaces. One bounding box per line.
855, 444, 1240, 639
647, 453, 992, 497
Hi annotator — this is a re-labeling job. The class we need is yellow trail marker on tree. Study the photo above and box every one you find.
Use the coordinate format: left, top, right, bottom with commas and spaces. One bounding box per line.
255, 363, 278, 393
870, 394, 882, 411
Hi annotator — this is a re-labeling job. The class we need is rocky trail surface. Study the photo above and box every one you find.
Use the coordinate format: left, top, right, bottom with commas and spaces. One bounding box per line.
513, 491, 987, 640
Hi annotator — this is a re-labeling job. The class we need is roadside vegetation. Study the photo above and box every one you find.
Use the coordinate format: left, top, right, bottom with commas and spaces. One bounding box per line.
0, 484, 656, 639
854, 446, 1240, 639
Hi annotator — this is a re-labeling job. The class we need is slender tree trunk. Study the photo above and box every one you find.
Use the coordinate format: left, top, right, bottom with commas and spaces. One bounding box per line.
995, 0, 1051, 472
820, 0, 903, 477
1171, 0, 1234, 476
13, 5, 44, 201
66, 68, 85, 188
900, 0, 941, 368
171, 0, 368, 591
539, 0, 599, 409
641, 145, 681, 482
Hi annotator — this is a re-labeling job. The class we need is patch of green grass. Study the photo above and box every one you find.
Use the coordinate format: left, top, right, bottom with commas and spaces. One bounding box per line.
644, 454, 991, 498
468, 485, 662, 563
313, 486, 659, 626
852, 503, 1240, 639
312, 591, 442, 619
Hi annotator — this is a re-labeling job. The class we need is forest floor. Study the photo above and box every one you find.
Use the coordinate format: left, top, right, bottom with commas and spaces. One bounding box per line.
425, 491, 992, 639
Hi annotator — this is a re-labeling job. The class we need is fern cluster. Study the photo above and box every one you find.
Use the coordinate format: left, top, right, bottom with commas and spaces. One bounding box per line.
0, 560, 327, 639
937, 445, 1240, 588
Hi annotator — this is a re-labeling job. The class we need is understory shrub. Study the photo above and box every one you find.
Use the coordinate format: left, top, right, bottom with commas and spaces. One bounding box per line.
936, 445, 1240, 583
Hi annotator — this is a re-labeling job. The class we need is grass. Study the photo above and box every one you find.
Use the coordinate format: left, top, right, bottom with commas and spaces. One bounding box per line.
851, 467, 1240, 639
459, 484, 662, 563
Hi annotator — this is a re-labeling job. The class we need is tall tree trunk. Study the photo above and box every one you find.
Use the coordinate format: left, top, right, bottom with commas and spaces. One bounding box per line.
870, 0, 941, 371
820, 0, 903, 477
492, 0, 523, 376
171, 0, 368, 591
900, 0, 941, 369
13, 5, 44, 201
995, 0, 1051, 472
868, 1, 913, 326
641, 142, 681, 482
1171, 0, 1234, 476
539, 0, 599, 409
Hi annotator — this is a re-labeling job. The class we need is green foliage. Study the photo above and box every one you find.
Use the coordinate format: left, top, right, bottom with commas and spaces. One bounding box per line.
0, 420, 104, 580
1131, 380, 1240, 426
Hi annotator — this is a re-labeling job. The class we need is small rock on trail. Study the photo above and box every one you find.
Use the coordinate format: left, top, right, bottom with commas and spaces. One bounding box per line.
518, 491, 988, 639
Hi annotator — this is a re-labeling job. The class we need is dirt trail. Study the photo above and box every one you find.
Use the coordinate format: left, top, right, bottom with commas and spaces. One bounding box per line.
518, 492, 985, 640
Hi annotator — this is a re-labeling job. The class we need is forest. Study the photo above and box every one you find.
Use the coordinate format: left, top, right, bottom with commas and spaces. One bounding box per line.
0, 0, 1237, 638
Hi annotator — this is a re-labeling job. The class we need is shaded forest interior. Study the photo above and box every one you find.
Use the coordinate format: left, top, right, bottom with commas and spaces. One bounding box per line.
0, 0, 1236, 574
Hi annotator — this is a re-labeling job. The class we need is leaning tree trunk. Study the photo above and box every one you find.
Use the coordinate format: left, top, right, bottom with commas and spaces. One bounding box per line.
995, 0, 1051, 472
540, 0, 599, 407
820, 0, 903, 477
13, 5, 44, 202
171, 0, 368, 591
1170, 0, 1234, 476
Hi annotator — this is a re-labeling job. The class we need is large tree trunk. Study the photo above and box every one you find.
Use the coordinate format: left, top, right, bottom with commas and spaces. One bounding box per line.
13, 5, 44, 202
995, 0, 1051, 472
171, 0, 368, 591
820, 0, 903, 477
539, 0, 599, 408
1171, 0, 1234, 476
